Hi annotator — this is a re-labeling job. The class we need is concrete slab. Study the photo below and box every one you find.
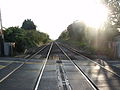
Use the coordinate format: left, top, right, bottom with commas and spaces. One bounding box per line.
0, 63, 43, 90
37, 60, 58, 90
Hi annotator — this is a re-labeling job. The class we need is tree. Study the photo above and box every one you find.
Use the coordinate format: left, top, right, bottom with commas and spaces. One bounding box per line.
67, 21, 85, 41
58, 30, 69, 40
4, 27, 29, 52
21, 19, 36, 30
4, 27, 51, 53
103, 0, 120, 30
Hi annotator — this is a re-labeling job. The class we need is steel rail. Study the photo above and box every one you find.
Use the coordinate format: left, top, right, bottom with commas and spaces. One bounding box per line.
60, 42, 120, 78
0, 44, 48, 83
24, 45, 47, 59
33, 42, 53, 90
56, 42, 99, 90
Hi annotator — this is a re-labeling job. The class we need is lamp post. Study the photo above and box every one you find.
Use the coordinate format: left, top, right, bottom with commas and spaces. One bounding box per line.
0, 9, 4, 56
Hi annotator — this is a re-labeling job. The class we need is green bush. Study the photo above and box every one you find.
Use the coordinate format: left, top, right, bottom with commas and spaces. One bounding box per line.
4, 27, 50, 53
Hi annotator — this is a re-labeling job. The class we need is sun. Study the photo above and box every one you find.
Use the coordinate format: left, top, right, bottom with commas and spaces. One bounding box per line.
77, 0, 108, 29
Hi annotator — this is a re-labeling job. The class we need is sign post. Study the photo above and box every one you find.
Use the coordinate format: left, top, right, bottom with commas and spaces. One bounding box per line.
0, 9, 4, 56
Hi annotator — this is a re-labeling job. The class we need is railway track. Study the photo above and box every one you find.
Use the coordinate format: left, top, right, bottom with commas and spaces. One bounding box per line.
0, 43, 52, 90
55, 42, 98, 90
59, 42, 120, 76
27, 42, 95, 90
33, 42, 53, 90
0, 42, 120, 90
56, 42, 120, 90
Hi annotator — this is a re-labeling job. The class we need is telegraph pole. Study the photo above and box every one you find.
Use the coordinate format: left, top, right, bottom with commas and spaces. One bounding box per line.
0, 9, 4, 56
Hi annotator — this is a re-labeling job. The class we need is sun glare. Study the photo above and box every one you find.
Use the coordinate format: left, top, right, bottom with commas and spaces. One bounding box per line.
77, 0, 108, 28
1, 0, 109, 39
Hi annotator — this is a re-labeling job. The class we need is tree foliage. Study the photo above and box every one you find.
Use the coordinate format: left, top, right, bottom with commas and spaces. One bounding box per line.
59, 21, 86, 41
99, 0, 120, 41
4, 27, 50, 53
68, 22, 85, 41
58, 1, 120, 42
103, 0, 120, 30
59, 30, 69, 40
58, 1, 120, 55
21, 19, 36, 30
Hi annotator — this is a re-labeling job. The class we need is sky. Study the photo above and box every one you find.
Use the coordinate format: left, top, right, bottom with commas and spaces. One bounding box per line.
0, 0, 108, 40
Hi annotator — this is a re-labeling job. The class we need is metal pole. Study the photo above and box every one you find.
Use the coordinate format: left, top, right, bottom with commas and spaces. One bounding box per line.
0, 9, 4, 56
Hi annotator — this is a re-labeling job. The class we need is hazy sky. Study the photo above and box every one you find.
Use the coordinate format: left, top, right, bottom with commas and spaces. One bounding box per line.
0, 0, 108, 40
